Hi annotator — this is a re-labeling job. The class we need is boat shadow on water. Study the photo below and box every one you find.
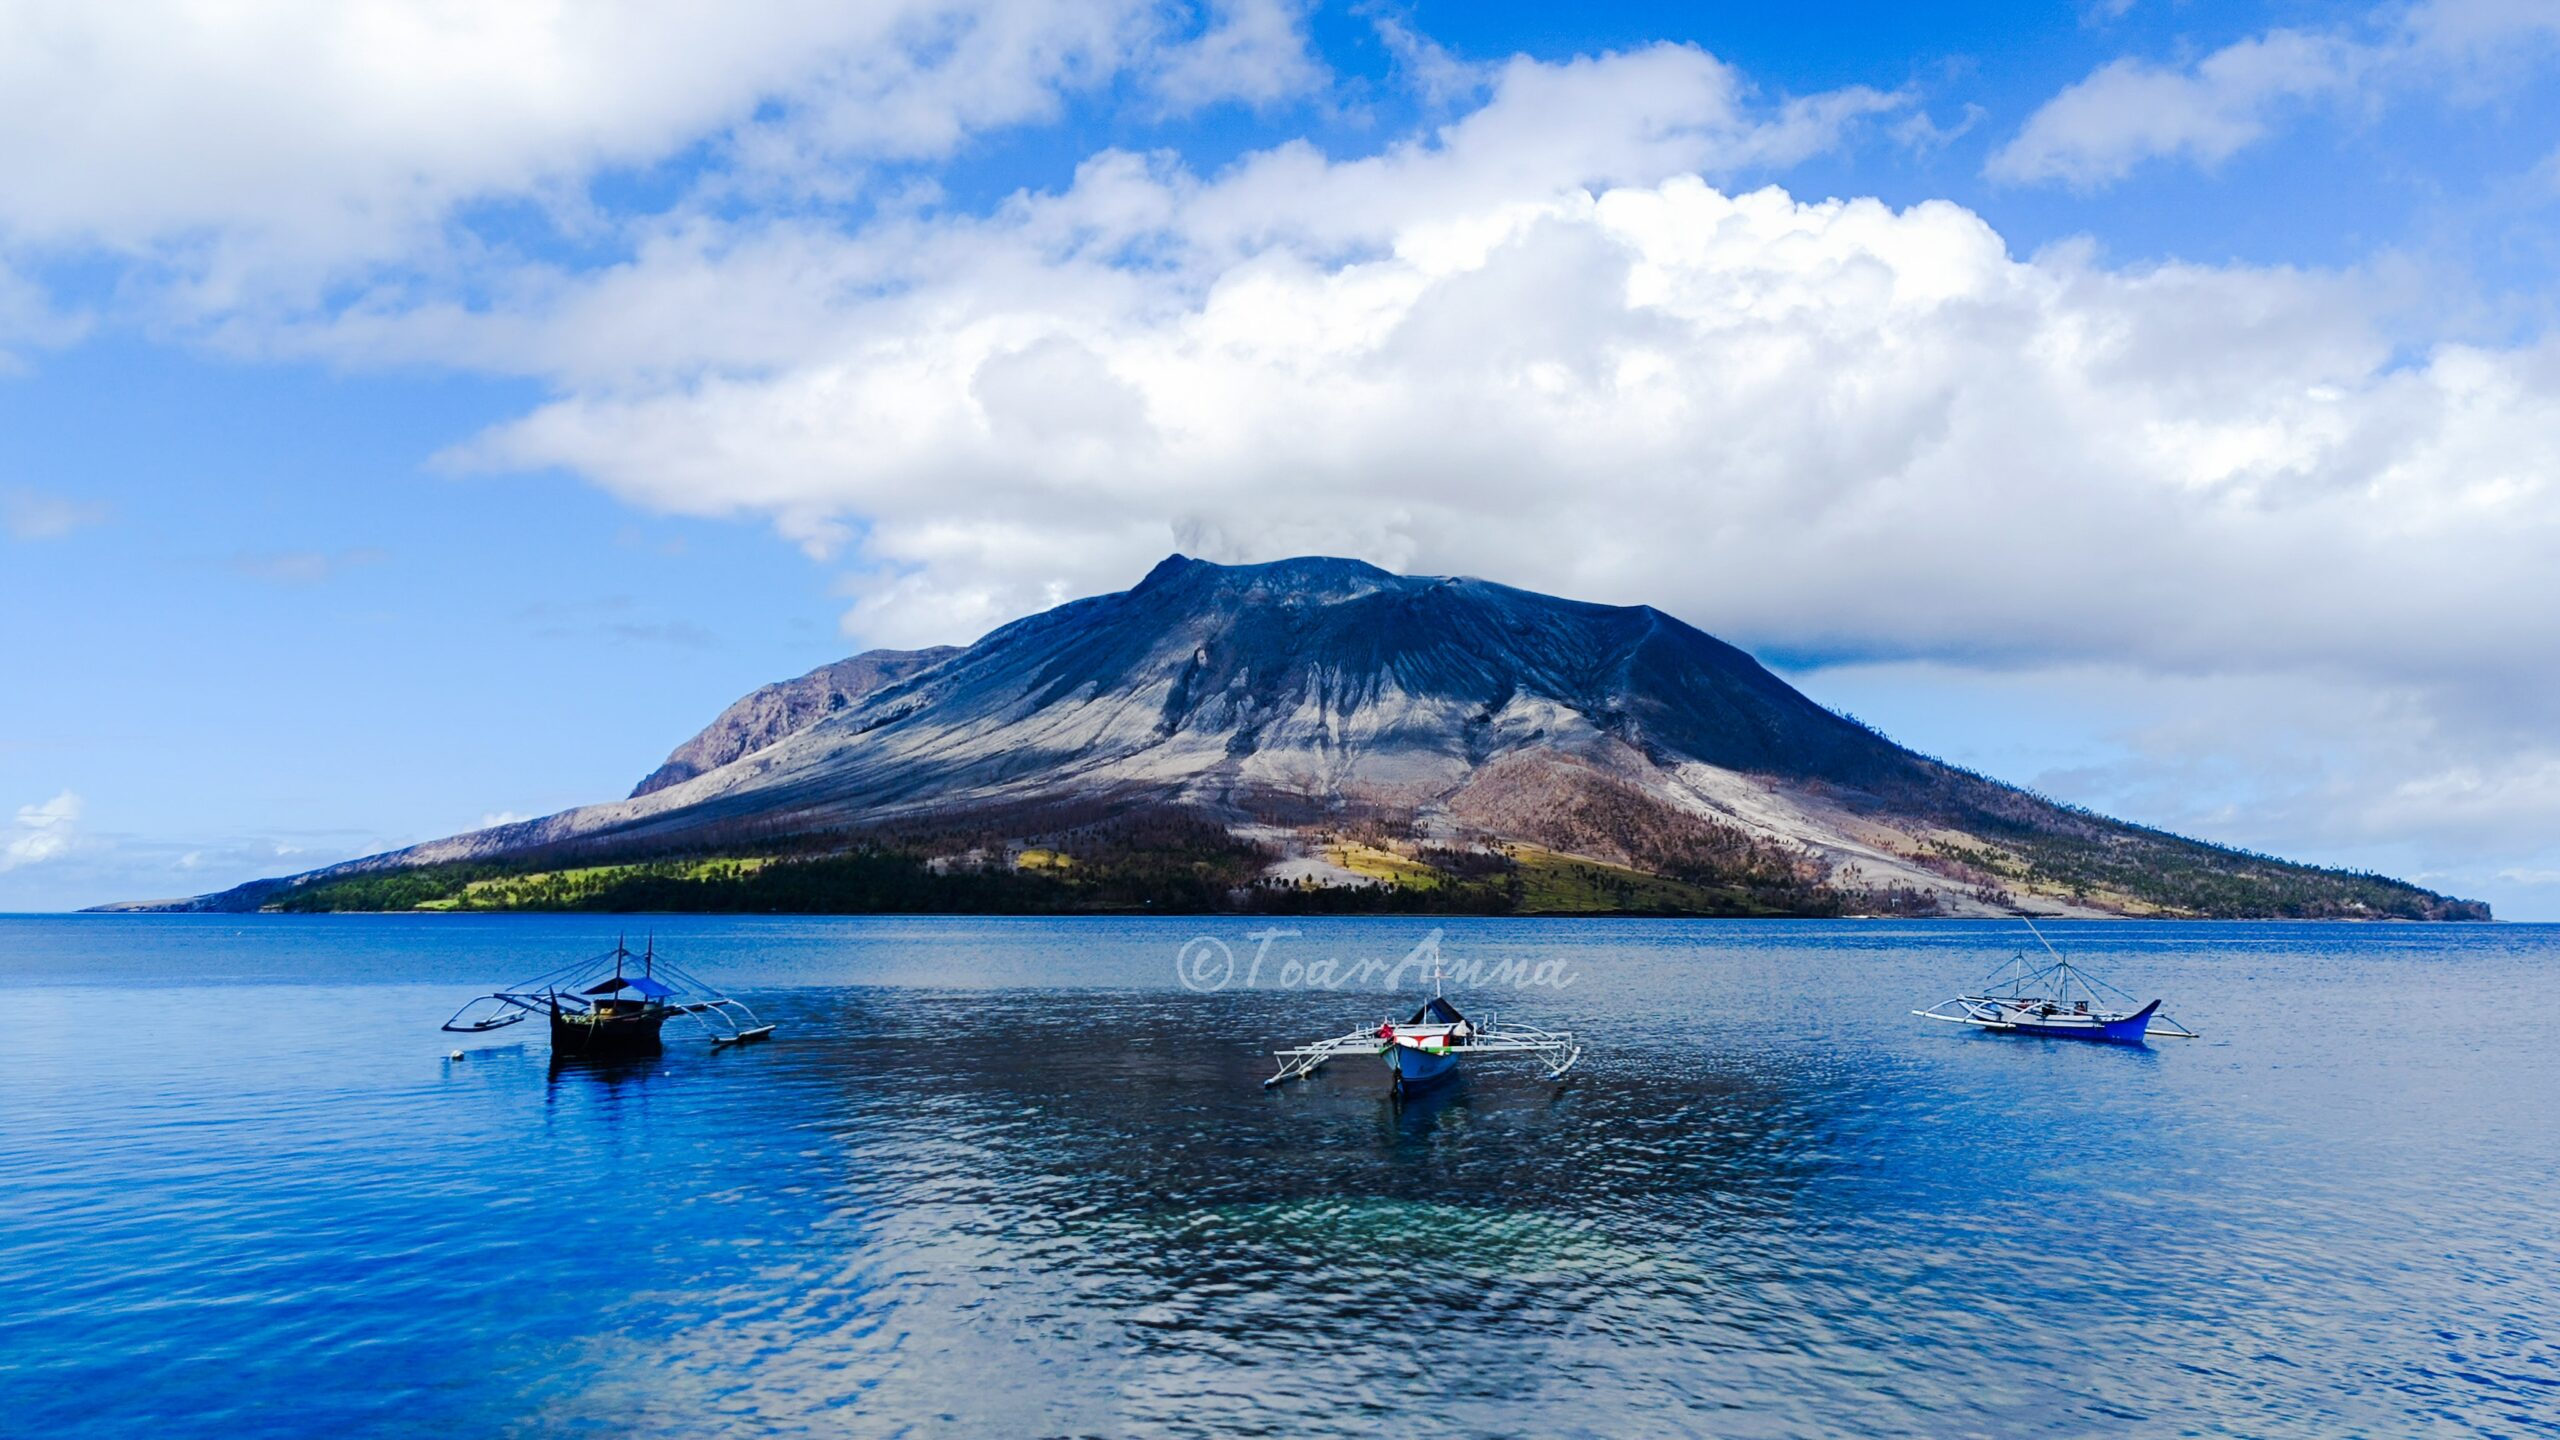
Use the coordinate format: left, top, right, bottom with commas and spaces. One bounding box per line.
1380, 1071, 1471, 1137
545, 1051, 669, 1084
1952, 1026, 2168, 1066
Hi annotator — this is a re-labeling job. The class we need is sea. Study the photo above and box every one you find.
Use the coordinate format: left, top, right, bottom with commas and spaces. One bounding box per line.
0, 914, 2552, 1438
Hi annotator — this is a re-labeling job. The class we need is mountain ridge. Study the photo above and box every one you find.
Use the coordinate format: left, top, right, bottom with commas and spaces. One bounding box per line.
630, 645, 961, 797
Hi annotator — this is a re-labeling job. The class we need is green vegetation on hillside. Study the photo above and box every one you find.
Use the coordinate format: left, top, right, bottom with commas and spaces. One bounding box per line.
267, 811, 1274, 915
265, 846, 1807, 917
255, 799, 2485, 921
260, 805, 1864, 918
1921, 826, 2489, 921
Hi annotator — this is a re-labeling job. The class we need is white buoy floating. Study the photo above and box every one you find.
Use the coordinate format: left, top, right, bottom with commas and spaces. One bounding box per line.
448, 1050, 465, 1061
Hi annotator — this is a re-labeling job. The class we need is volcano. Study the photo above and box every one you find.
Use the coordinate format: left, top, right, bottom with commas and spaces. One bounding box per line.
138, 554, 2486, 919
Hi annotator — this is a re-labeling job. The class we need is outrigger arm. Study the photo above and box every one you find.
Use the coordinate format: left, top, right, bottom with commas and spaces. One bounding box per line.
1478, 1022, 1585, 1080
440, 990, 552, 1032
1262, 1019, 1582, 1088
1262, 1026, 1386, 1088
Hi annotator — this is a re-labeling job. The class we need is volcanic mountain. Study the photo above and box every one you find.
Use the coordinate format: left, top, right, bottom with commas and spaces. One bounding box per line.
147, 555, 2484, 919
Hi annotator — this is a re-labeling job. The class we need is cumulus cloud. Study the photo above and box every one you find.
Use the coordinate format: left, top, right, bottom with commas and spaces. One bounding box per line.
1991, 0, 2560, 186
419, 73, 2560, 719
1, 790, 83, 872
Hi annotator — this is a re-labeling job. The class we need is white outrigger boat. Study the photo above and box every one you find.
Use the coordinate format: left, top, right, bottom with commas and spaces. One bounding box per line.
1913, 921, 2197, 1045
1263, 967, 1581, 1094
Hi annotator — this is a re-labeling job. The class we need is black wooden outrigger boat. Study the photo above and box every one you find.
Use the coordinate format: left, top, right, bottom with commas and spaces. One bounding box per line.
441, 938, 774, 1059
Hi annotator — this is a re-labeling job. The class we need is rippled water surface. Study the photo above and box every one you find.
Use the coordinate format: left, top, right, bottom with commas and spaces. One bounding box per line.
2, 915, 2554, 1437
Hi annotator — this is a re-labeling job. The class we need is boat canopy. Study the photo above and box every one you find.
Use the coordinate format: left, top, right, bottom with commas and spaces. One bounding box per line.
581, 973, 674, 999
1407, 996, 1466, 1026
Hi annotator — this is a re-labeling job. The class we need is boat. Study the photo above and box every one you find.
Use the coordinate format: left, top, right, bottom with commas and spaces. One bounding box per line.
1912, 921, 2197, 1044
440, 937, 775, 1059
1263, 965, 1581, 1094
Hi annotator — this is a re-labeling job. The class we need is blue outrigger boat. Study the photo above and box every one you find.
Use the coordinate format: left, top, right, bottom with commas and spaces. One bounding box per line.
1263, 967, 1580, 1095
1913, 922, 2197, 1045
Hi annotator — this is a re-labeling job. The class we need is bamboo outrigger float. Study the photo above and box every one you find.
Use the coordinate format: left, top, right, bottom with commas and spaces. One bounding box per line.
1913, 920, 2198, 1045
1264, 964, 1581, 1094
440, 938, 774, 1059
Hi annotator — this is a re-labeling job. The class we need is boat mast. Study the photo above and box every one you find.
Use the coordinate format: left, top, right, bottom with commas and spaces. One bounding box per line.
2023, 916, 2072, 1005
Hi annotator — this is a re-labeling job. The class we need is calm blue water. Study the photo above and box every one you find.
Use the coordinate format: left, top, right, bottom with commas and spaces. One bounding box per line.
1, 916, 2553, 1438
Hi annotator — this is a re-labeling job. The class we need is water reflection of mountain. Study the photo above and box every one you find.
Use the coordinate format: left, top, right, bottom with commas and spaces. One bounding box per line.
575, 985, 1871, 1432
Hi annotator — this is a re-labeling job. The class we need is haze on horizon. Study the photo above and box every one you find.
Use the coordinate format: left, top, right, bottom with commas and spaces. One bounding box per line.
3, 0, 2558, 917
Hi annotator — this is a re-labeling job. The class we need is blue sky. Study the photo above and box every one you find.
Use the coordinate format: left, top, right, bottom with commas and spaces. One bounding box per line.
4, 0, 2559, 914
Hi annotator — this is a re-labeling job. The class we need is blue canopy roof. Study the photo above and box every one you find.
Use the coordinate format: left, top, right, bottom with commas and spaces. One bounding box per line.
583, 974, 674, 1000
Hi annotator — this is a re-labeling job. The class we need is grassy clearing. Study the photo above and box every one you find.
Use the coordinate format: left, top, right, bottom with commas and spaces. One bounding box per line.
1320, 841, 1446, 889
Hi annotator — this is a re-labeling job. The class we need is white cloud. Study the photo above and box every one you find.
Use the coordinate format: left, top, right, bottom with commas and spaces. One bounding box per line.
0, 256, 88, 366
1147, 0, 1324, 113
0, 823, 394, 909
1991, 0, 2560, 187
1, 790, 83, 872
0, 0, 1314, 308
228, 547, 388, 584
2406, 0, 2560, 59
1372, 13, 1494, 107
413, 106, 2557, 709
1989, 31, 2361, 186
3, 487, 109, 541
321, 43, 1901, 392
1798, 658, 2560, 913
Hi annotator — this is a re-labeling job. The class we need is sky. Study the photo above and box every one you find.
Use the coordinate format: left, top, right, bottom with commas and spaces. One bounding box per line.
3, 0, 2558, 915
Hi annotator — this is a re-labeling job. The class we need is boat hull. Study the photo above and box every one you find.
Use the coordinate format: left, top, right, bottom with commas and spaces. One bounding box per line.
2002, 1000, 2160, 1045
1386, 1043, 1461, 1092
549, 1008, 668, 1058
